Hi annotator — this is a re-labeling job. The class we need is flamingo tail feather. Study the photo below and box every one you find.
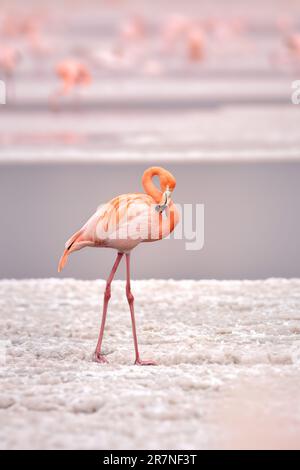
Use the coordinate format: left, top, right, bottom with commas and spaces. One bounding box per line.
58, 229, 83, 273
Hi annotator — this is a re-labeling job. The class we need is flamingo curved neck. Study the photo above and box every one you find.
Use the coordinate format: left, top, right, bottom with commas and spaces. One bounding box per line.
142, 167, 164, 203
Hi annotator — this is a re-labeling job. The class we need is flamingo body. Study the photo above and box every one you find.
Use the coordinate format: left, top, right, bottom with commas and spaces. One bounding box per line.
286, 33, 300, 57
0, 46, 20, 75
55, 59, 91, 96
187, 29, 205, 61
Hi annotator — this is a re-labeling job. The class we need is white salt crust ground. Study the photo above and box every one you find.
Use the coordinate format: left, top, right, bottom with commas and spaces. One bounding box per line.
0, 279, 300, 450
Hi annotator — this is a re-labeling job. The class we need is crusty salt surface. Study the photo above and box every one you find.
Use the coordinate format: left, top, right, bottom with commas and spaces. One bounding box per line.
0, 278, 299, 449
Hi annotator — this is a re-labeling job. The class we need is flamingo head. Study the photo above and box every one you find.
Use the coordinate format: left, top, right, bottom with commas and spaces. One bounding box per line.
155, 186, 173, 213
155, 169, 176, 212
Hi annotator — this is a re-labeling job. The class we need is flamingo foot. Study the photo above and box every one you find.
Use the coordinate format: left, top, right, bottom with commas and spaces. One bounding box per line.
93, 352, 109, 364
135, 358, 157, 366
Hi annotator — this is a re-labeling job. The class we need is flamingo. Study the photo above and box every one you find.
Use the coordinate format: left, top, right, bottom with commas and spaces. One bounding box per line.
285, 33, 300, 58
271, 33, 300, 71
0, 45, 21, 100
52, 59, 91, 106
187, 28, 205, 62
58, 167, 179, 366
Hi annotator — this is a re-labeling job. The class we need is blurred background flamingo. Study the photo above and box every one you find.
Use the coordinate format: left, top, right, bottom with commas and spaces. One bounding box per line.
52, 58, 91, 107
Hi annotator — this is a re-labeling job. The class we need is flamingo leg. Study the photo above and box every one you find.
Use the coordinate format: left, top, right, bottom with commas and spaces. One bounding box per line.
93, 252, 124, 364
125, 253, 157, 366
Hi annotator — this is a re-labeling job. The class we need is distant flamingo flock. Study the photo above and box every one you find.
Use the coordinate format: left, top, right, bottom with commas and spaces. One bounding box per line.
0, 7, 300, 106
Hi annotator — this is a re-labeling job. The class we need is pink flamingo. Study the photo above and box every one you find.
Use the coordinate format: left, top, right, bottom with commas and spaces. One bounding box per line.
285, 33, 300, 58
52, 59, 91, 106
271, 33, 300, 70
0, 45, 20, 75
58, 167, 179, 366
187, 28, 205, 61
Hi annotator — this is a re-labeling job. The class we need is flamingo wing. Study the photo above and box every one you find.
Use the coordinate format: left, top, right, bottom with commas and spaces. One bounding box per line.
95, 193, 155, 245
58, 193, 156, 272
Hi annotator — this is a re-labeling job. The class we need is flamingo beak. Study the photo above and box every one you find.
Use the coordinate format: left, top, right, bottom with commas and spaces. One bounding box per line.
155, 189, 172, 213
